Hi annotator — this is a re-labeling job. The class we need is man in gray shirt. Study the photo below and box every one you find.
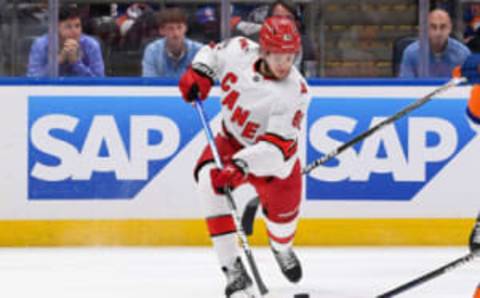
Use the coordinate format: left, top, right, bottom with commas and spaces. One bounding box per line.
399, 9, 471, 78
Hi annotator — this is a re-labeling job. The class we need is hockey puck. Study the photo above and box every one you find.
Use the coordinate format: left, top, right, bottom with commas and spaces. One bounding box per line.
294, 294, 309, 298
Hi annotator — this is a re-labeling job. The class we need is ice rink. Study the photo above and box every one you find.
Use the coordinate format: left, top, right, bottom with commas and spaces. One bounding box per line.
0, 246, 477, 298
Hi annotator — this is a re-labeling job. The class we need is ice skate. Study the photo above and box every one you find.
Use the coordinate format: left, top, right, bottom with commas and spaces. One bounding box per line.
222, 257, 255, 298
272, 247, 302, 283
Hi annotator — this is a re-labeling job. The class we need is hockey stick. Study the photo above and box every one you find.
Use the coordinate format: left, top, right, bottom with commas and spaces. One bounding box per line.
376, 251, 478, 297
303, 77, 466, 175
193, 98, 269, 297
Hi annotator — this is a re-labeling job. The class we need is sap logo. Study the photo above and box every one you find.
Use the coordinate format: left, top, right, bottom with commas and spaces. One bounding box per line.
309, 116, 456, 182
28, 96, 220, 199
306, 97, 475, 201
31, 114, 179, 181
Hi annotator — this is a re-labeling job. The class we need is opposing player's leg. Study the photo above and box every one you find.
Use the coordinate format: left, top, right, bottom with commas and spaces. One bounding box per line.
195, 135, 254, 297
470, 214, 480, 253
474, 283, 480, 298
252, 160, 303, 283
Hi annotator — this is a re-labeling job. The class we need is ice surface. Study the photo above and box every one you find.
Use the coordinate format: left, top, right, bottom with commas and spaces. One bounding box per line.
0, 247, 477, 298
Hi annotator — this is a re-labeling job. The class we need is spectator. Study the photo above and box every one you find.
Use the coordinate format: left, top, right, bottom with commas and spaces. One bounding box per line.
466, 30, 480, 54
399, 9, 471, 78
464, 4, 480, 44
122, 5, 159, 51
0, 0, 6, 75
191, 5, 220, 44
27, 5, 105, 77
464, 4, 480, 53
231, 0, 317, 76
115, 3, 155, 47
142, 7, 202, 79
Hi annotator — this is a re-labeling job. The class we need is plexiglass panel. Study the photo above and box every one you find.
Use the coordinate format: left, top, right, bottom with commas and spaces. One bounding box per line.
0, 0, 475, 78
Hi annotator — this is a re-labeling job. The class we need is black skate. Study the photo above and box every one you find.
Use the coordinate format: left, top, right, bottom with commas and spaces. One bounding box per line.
272, 247, 302, 283
222, 257, 255, 298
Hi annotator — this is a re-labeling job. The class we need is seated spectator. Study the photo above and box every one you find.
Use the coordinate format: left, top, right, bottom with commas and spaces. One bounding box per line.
230, 0, 317, 76
116, 3, 158, 50
0, 0, 6, 75
467, 30, 480, 53
463, 4, 480, 44
128, 11, 159, 52
464, 4, 480, 53
399, 9, 471, 78
142, 7, 202, 79
191, 5, 220, 44
27, 5, 105, 77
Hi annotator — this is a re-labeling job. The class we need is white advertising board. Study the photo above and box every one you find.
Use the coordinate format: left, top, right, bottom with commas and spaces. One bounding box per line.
0, 84, 477, 221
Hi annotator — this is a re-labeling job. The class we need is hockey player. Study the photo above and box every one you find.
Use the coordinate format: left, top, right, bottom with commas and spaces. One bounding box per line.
469, 212, 480, 254
468, 213, 480, 298
472, 219, 480, 297
470, 213, 480, 298
456, 56, 480, 298
459, 55, 480, 256
178, 16, 310, 297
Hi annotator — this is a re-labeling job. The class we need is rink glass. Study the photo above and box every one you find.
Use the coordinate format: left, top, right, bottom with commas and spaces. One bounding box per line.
0, 0, 471, 78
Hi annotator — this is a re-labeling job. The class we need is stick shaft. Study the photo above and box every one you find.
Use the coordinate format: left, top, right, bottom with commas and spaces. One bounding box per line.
377, 252, 477, 298
194, 99, 268, 296
303, 77, 466, 175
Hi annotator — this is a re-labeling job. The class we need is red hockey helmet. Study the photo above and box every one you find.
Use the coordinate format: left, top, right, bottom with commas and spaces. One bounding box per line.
259, 16, 301, 54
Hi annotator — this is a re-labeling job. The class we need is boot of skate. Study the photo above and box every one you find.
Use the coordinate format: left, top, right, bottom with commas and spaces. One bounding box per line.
222, 257, 255, 298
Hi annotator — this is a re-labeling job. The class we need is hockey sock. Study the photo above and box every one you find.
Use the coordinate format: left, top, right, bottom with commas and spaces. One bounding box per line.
211, 232, 241, 268
264, 214, 299, 251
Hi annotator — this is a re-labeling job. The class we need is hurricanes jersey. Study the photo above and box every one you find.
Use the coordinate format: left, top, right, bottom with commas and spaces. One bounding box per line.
193, 37, 311, 178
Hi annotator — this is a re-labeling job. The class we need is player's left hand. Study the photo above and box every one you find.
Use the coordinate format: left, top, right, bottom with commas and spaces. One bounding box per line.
469, 220, 480, 253
210, 159, 248, 194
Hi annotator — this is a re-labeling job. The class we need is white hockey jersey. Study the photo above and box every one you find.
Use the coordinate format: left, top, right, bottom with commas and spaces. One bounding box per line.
193, 37, 311, 179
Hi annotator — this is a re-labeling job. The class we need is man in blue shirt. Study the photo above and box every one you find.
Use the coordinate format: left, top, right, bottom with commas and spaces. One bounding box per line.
399, 9, 471, 78
142, 7, 202, 79
27, 5, 104, 77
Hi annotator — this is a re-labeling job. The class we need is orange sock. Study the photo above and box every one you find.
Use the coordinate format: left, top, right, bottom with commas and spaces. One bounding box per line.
468, 85, 480, 122
474, 283, 480, 298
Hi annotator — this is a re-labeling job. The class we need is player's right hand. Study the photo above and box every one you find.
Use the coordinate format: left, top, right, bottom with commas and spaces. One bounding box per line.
179, 67, 213, 102
210, 159, 248, 195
